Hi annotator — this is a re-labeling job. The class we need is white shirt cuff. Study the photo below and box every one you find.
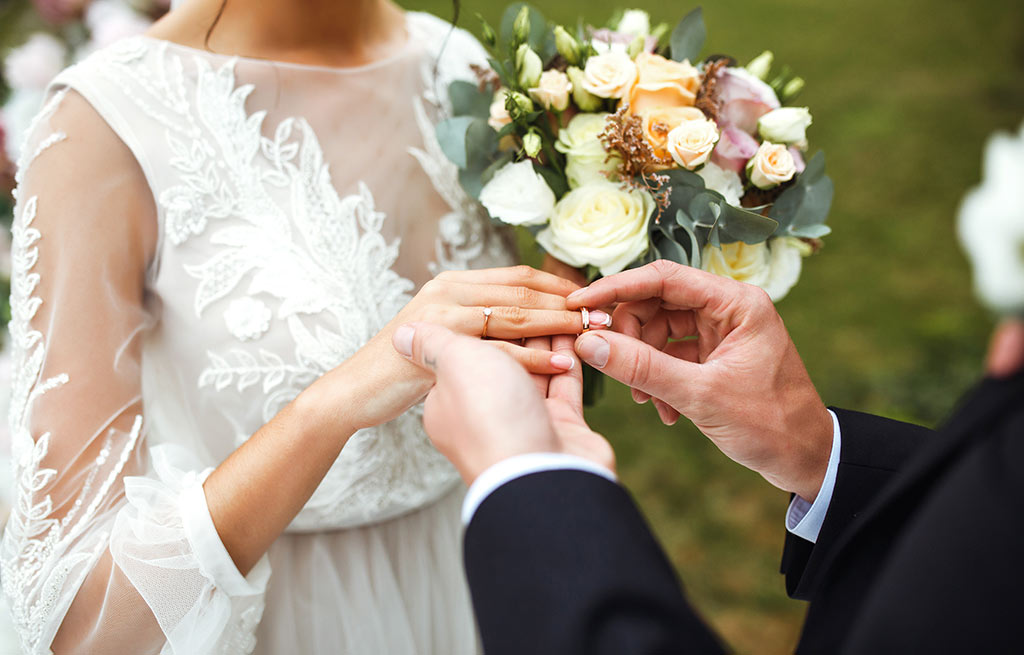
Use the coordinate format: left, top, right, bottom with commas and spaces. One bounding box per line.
462, 453, 618, 525
785, 409, 842, 543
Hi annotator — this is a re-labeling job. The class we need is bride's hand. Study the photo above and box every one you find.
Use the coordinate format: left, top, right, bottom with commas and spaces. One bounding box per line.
306, 266, 611, 433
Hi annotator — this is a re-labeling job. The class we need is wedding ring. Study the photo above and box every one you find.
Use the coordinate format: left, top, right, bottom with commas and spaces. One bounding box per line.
481, 307, 493, 339
580, 307, 590, 332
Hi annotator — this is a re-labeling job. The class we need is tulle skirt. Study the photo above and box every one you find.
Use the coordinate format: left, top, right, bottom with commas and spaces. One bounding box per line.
254, 486, 479, 654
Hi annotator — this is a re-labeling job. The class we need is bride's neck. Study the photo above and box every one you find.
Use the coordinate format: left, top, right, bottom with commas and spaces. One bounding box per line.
148, 0, 407, 67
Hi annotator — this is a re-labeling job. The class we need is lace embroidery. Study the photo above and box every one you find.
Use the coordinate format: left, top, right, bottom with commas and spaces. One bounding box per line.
223, 297, 272, 342
1, 190, 144, 655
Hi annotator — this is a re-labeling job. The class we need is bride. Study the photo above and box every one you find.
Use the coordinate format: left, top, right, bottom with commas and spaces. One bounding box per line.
0, 0, 599, 652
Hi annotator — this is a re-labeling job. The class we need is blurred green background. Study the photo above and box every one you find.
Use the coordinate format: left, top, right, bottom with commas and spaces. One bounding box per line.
2, 0, 1023, 652
407, 1, 1023, 652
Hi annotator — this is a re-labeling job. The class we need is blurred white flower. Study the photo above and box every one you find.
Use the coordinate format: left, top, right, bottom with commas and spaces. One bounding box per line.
83, 0, 153, 53
958, 121, 1024, 316
697, 162, 743, 206
616, 10, 651, 37
4, 33, 67, 92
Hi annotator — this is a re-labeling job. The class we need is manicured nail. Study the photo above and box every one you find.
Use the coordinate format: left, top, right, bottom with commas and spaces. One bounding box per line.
551, 354, 575, 371
576, 333, 610, 368
589, 310, 612, 328
393, 325, 414, 357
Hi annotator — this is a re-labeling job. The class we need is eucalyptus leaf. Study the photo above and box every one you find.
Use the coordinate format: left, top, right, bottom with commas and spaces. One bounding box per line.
654, 234, 691, 267
449, 80, 492, 119
459, 167, 485, 199
436, 116, 476, 169
718, 203, 779, 244
670, 7, 706, 63
769, 151, 834, 237
464, 118, 500, 170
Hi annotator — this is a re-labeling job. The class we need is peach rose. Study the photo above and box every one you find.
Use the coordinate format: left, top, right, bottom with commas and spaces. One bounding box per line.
747, 141, 796, 189
530, 69, 573, 112
627, 53, 700, 115
581, 51, 637, 100
667, 117, 720, 170
641, 106, 705, 160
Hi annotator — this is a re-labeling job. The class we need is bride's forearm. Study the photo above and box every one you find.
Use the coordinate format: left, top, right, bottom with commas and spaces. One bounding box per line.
202, 373, 362, 576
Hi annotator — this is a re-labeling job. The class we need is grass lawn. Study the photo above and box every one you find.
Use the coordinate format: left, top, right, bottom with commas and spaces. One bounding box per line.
402, 1, 1024, 651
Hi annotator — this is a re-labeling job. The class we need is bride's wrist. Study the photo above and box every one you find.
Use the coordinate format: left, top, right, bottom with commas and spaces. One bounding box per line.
291, 372, 362, 444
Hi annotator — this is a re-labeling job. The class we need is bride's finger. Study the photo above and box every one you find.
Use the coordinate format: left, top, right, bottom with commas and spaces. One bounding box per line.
547, 335, 583, 411
445, 306, 611, 339
445, 282, 570, 311
484, 338, 573, 375
522, 336, 553, 396
435, 266, 581, 297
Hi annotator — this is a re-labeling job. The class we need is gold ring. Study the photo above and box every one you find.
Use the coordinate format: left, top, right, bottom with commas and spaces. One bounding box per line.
580, 307, 590, 332
482, 307, 493, 339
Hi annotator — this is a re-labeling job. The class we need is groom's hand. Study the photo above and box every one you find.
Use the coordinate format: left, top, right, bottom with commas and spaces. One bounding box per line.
392, 323, 613, 485
566, 260, 832, 502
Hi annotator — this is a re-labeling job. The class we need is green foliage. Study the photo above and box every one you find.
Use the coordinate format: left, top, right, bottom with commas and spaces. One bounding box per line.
448, 80, 492, 118
670, 7, 706, 63
769, 151, 833, 239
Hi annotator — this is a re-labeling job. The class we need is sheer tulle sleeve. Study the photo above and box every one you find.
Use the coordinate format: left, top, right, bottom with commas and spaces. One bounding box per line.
0, 89, 269, 655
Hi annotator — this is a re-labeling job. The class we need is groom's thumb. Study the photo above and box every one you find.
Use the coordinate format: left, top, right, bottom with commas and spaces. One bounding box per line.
575, 331, 699, 409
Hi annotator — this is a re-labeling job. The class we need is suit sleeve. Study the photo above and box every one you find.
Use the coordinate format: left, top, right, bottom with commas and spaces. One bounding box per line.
781, 408, 933, 600
464, 469, 725, 655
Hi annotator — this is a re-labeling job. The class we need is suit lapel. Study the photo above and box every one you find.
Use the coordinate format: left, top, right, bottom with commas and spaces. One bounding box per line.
819, 371, 1024, 576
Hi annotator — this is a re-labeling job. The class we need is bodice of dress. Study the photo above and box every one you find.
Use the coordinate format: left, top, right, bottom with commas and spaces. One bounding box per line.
54, 13, 515, 530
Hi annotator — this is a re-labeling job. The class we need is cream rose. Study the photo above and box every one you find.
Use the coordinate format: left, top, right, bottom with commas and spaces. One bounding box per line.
640, 105, 705, 160
702, 237, 811, 301
537, 181, 654, 275
758, 107, 812, 146
628, 52, 700, 115
667, 117, 719, 170
488, 92, 512, 131
747, 141, 797, 189
555, 113, 621, 188
581, 51, 638, 100
479, 161, 556, 226
530, 69, 573, 112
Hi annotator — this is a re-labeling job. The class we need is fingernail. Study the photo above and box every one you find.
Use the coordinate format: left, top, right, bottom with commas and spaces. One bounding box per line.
393, 325, 414, 357
576, 333, 610, 368
589, 310, 612, 328
551, 354, 575, 371
567, 288, 586, 302
632, 389, 649, 404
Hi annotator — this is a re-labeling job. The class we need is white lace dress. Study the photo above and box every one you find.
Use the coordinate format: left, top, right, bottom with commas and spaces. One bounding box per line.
0, 12, 515, 655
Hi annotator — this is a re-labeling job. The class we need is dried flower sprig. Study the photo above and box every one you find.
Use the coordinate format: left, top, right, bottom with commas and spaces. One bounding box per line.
600, 106, 674, 222
695, 58, 728, 123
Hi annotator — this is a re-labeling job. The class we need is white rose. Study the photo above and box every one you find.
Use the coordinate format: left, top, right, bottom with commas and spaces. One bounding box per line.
758, 107, 812, 146
702, 237, 811, 302
488, 92, 512, 131
697, 162, 744, 206
479, 160, 556, 226
555, 112, 621, 188
667, 117, 719, 170
529, 69, 573, 112
3, 33, 66, 92
617, 9, 651, 37
582, 52, 638, 100
537, 181, 653, 275
958, 121, 1024, 315
747, 141, 796, 189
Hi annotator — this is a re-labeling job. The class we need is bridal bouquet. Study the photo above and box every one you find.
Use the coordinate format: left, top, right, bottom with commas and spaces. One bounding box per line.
437, 4, 833, 301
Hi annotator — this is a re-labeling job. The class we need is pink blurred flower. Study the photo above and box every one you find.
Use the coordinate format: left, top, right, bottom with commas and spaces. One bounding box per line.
711, 126, 760, 173
32, 0, 90, 25
715, 67, 780, 134
590, 28, 658, 55
3, 33, 67, 92
790, 146, 805, 175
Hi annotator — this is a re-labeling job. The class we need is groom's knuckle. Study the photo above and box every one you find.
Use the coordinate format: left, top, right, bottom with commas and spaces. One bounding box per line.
623, 346, 653, 386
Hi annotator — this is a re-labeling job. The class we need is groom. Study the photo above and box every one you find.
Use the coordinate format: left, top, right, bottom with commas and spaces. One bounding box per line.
392, 260, 1024, 654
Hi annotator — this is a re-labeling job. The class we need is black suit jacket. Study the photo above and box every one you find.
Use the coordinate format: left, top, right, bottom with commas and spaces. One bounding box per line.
463, 370, 1024, 654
